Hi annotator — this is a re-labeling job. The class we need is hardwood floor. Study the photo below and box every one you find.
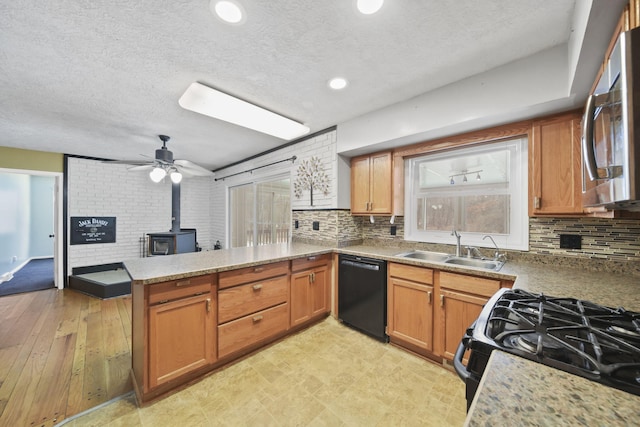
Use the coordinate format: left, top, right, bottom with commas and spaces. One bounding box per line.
0, 288, 132, 426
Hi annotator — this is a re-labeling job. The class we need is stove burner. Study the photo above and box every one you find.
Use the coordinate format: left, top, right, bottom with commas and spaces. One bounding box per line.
607, 325, 640, 338
510, 333, 564, 354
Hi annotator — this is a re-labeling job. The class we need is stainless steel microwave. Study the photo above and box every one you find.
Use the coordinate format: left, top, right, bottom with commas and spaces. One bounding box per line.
582, 26, 640, 211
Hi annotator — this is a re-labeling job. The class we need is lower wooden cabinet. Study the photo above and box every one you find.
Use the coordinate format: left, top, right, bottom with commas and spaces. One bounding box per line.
387, 263, 434, 352
290, 255, 331, 327
148, 293, 215, 388
132, 273, 217, 403
439, 271, 507, 361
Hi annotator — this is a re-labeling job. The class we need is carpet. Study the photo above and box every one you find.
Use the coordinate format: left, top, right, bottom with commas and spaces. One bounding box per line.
0, 258, 55, 297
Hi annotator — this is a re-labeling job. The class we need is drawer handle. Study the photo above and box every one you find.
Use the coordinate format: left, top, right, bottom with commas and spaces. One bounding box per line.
206, 298, 211, 313
307, 256, 317, 261
175, 280, 191, 287
253, 267, 265, 273
428, 291, 432, 304
252, 284, 263, 291
252, 315, 263, 323
440, 294, 444, 307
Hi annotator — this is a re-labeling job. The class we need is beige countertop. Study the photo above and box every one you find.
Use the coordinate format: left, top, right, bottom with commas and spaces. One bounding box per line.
125, 242, 640, 310
124, 242, 334, 285
464, 351, 640, 426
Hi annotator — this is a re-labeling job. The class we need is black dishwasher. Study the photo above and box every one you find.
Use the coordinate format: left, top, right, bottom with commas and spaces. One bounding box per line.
338, 254, 388, 342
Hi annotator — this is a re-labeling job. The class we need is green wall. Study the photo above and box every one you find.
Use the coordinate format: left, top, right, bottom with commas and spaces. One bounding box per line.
0, 146, 63, 173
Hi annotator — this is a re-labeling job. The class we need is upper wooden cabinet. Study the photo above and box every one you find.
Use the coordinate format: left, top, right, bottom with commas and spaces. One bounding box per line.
351, 151, 393, 215
529, 111, 584, 216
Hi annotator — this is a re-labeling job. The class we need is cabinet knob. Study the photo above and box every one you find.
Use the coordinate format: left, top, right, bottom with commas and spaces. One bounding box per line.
252, 284, 263, 291
252, 315, 264, 323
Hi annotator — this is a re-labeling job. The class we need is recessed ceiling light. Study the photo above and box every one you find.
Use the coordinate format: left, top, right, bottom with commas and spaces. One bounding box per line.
328, 77, 348, 90
356, 0, 384, 15
210, 0, 245, 24
179, 82, 310, 140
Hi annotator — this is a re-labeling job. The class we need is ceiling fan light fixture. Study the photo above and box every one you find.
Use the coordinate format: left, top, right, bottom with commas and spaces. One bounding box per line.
179, 82, 310, 140
356, 0, 384, 15
211, 0, 245, 24
150, 167, 166, 183
170, 170, 183, 184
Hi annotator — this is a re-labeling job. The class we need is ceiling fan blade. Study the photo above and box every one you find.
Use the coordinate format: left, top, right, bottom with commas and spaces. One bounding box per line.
127, 164, 155, 172
103, 159, 155, 166
174, 159, 214, 176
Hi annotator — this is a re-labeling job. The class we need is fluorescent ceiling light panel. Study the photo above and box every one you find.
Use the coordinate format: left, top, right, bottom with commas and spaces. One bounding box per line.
179, 82, 310, 140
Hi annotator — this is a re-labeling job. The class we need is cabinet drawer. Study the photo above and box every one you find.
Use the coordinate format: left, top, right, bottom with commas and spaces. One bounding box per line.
389, 263, 433, 284
219, 261, 289, 290
439, 271, 500, 298
218, 303, 289, 358
218, 275, 288, 323
291, 254, 331, 272
148, 274, 214, 305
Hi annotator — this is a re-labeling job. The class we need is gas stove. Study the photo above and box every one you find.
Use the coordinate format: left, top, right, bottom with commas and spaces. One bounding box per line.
454, 288, 640, 410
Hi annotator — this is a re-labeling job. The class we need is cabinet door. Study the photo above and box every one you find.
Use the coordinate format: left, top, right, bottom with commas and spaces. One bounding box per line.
290, 270, 312, 327
369, 151, 392, 214
290, 265, 329, 327
148, 294, 215, 388
309, 265, 329, 318
388, 277, 433, 351
440, 290, 486, 361
351, 156, 371, 214
530, 113, 583, 215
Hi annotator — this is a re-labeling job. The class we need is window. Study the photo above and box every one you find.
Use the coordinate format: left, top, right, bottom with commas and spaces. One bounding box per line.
229, 176, 291, 247
405, 137, 528, 250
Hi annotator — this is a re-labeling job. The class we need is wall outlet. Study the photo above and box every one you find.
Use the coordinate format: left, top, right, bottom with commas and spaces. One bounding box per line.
390, 226, 397, 236
559, 234, 581, 250
11, 256, 17, 263
312, 221, 320, 231
294, 220, 299, 229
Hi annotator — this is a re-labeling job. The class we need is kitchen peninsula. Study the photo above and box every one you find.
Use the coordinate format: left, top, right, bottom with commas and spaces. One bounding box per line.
125, 242, 640, 416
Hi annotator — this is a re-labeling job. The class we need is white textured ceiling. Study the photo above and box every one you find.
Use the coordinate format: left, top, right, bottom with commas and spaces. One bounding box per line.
0, 1, 621, 170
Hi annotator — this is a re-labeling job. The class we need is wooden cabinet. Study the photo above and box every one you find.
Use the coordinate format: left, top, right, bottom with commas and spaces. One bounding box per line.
148, 293, 215, 388
529, 111, 584, 216
217, 261, 289, 358
387, 263, 434, 352
132, 273, 216, 402
290, 254, 331, 327
351, 151, 393, 215
439, 272, 503, 361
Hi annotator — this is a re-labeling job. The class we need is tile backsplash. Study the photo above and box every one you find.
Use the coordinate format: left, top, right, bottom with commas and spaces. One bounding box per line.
529, 217, 640, 261
293, 210, 639, 273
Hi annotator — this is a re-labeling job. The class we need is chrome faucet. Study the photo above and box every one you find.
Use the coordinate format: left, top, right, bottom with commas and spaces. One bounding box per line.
482, 235, 505, 261
451, 230, 462, 257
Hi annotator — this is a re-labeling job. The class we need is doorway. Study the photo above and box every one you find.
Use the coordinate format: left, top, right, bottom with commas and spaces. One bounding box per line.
0, 168, 63, 294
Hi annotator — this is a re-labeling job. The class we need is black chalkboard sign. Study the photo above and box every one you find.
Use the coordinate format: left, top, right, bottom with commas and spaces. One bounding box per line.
70, 217, 116, 245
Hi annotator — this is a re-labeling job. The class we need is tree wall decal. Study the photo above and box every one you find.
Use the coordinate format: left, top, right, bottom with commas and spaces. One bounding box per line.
294, 156, 330, 206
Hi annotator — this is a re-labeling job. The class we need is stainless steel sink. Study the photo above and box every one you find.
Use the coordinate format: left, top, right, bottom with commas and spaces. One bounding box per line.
394, 250, 450, 262
394, 250, 504, 271
443, 257, 504, 271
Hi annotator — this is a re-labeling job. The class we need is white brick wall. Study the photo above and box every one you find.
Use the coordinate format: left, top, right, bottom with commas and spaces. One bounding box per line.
67, 157, 214, 270
211, 129, 340, 247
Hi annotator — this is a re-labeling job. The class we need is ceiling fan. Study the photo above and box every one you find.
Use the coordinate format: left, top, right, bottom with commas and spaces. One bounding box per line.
106, 135, 214, 183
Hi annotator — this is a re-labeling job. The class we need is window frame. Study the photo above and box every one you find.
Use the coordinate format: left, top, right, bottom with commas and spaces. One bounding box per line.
404, 137, 529, 251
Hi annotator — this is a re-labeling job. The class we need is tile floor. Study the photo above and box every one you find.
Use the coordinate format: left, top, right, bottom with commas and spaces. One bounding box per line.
60, 317, 467, 426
